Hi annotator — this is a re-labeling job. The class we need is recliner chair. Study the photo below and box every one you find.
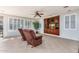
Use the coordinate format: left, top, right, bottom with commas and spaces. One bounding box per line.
23, 29, 42, 47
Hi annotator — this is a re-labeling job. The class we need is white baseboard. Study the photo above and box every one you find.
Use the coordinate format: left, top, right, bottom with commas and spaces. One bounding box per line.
43, 33, 79, 41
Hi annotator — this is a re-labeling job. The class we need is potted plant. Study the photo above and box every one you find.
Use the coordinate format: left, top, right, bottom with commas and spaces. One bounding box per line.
33, 21, 40, 33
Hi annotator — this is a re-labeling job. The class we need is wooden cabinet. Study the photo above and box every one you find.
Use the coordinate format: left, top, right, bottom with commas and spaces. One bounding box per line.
44, 16, 59, 35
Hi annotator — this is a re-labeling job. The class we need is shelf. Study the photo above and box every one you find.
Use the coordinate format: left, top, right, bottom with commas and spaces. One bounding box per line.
44, 16, 60, 35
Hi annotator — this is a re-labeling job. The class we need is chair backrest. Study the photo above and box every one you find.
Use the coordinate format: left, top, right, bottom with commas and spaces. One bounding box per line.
29, 30, 36, 39
18, 29, 26, 41
23, 29, 34, 43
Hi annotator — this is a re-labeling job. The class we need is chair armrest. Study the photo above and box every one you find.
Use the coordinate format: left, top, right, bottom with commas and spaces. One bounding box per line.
35, 36, 42, 40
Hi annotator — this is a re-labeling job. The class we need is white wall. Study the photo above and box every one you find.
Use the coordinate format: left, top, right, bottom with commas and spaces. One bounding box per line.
60, 12, 79, 41
3, 15, 20, 37
32, 12, 79, 41
38, 17, 44, 34
1, 11, 79, 41
37, 11, 79, 41
2, 14, 33, 37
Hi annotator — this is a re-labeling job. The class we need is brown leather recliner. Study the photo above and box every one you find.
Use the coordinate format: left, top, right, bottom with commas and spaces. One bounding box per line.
23, 29, 42, 47
18, 29, 27, 41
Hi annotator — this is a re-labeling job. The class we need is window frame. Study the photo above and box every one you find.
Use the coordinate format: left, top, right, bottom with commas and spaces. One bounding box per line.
8, 17, 33, 31
64, 13, 77, 30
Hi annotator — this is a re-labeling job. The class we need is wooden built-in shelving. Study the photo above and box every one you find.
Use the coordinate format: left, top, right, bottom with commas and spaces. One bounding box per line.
44, 16, 60, 35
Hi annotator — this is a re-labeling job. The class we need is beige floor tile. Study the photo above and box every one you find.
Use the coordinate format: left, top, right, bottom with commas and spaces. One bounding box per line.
0, 35, 79, 53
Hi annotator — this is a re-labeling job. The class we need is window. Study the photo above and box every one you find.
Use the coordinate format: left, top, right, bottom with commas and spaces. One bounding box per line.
9, 17, 33, 31
64, 14, 76, 30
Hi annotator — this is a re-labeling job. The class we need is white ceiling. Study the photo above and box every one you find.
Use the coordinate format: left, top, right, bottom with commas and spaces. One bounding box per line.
0, 6, 79, 18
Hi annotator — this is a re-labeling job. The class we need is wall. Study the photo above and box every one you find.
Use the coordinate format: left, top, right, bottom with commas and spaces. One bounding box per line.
3, 15, 21, 37
2, 14, 34, 37
2, 14, 43, 37
38, 17, 44, 33
29, 12, 79, 41
37, 11, 79, 41
1, 11, 79, 41
60, 12, 79, 41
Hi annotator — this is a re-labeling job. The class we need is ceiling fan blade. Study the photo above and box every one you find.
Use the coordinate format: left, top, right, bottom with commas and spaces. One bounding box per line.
40, 13, 44, 15
38, 14, 41, 17
39, 13, 44, 15
64, 6, 69, 8
34, 14, 37, 17
33, 10, 44, 17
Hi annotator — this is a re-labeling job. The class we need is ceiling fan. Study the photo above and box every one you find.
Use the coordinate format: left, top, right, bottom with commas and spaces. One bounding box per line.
33, 11, 44, 17
63, 6, 73, 12
63, 6, 69, 8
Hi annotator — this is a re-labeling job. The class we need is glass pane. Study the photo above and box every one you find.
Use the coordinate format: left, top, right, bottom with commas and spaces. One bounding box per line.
20, 19, 24, 28
28, 21, 29, 28
25, 20, 28, 28
28, 21, 31, 28
71, 15, 76, 29
18, 19, 21, 28
14, 19, 17, 30
9, 18, 13, 30
65, 16, 69, 29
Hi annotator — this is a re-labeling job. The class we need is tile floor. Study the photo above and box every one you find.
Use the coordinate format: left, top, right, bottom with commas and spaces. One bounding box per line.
0, 35, 79, 53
